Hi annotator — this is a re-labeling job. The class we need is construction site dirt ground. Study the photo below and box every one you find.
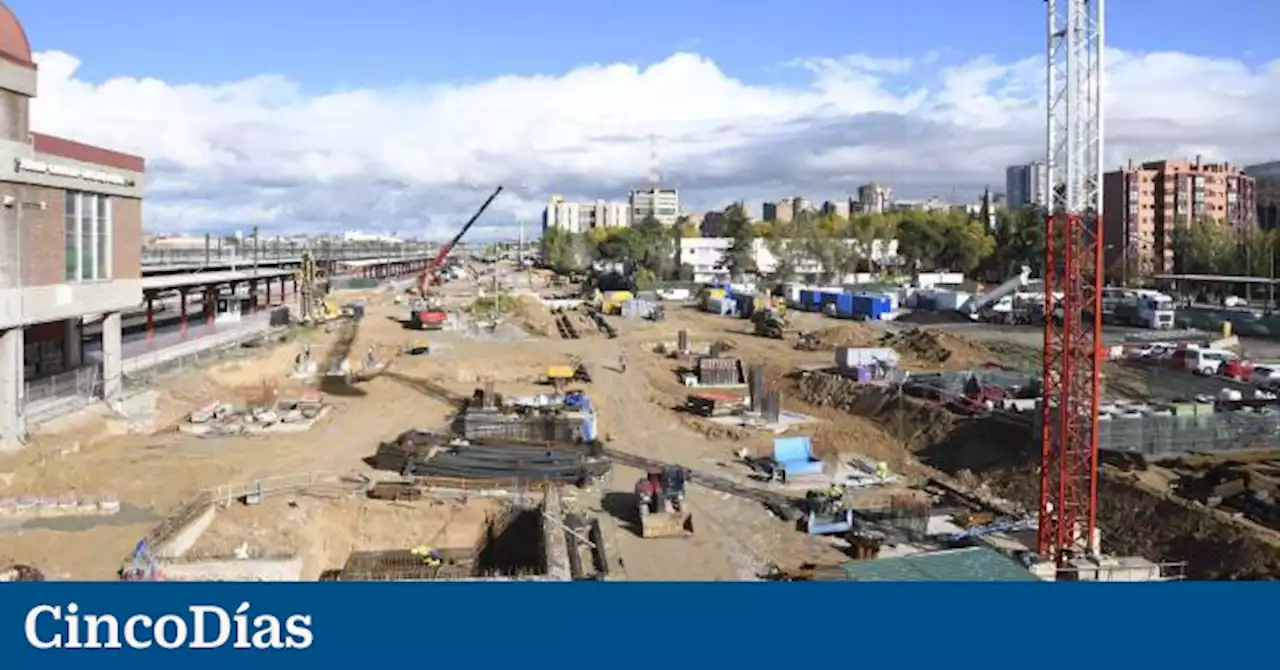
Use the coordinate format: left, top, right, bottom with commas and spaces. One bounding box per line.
189, 496, 502, 581
3, 278, 1280, 580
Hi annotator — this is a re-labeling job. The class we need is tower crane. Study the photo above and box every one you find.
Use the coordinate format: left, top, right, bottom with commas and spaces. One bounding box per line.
408, 186, 504, 330
1038, 0, 1105, 566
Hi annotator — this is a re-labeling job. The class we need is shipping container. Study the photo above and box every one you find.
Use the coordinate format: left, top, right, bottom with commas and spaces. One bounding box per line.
836, 347, 900, 369
835, 293, 856, 318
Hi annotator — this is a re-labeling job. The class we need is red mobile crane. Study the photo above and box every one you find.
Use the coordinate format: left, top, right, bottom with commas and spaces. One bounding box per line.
409, 185, 504, 330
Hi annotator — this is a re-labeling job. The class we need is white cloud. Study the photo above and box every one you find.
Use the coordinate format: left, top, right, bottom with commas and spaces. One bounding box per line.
27, 47, 1280, 239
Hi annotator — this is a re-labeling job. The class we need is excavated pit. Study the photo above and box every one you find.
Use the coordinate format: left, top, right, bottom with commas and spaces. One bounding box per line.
792, 370, 1280, 580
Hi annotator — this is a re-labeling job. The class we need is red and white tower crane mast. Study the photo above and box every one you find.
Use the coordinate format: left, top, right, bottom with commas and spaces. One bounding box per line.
1039, 0, 1106, 564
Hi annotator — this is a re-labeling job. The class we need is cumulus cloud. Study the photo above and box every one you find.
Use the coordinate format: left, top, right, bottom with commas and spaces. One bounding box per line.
27, 48, 1280, 239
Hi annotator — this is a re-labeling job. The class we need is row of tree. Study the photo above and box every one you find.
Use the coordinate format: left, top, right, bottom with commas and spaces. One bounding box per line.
539, 203, 1280, 285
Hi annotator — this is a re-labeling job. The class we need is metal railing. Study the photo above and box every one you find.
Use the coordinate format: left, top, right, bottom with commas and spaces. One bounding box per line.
141, 242, 433, 267
25, 365, 101, 405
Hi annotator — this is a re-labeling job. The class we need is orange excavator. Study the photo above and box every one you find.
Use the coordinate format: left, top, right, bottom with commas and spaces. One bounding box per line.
409, 186, 504, 330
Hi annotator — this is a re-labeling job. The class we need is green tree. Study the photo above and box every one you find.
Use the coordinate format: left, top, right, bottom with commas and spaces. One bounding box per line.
539, 227, 577, 273
719, 203, 757, 279
1172, 218, 1235, 275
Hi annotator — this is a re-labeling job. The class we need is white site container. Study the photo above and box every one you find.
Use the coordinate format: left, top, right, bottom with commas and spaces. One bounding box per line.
835, 347, 900, 369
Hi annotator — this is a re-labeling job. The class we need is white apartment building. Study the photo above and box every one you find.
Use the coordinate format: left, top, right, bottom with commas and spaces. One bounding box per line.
679, 237, 900, 283
629, 187, 680, 225
1005, 162, 1047, 209
543, 195, 631, 233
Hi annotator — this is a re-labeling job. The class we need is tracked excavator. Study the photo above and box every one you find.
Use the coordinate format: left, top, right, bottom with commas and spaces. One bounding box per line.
409, 186, 504, 330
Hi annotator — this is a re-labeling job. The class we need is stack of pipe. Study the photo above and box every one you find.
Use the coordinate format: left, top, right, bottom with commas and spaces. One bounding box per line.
408, 442, 609, 482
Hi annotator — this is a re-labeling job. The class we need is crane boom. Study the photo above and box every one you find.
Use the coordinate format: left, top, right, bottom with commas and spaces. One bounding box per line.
416, 185, 504, 294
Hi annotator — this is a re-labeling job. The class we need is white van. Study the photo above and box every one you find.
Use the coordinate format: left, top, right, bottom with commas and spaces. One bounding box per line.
1168, 347, 1235, 376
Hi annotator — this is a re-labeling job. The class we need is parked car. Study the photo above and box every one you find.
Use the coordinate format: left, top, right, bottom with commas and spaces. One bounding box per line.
1250, 365, 1280, 389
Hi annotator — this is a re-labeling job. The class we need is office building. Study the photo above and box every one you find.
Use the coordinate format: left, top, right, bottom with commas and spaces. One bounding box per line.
0, 4, 146, 450
1102, 156, 1256, 277
629, 187, 679, 225
1005, 162, 1048, 209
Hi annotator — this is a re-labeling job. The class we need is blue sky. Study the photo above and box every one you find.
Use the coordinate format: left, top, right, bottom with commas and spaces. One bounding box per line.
10, 0, 1277, 89
15, 0, 1280, 239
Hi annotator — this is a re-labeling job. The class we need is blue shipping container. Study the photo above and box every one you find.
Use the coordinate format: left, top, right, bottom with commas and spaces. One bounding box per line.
835, 293, 855, 318
852, 294, 871, 316
869, 296, 891, 318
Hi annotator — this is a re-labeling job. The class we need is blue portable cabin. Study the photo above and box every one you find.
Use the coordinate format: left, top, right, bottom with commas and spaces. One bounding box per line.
834, 293, 856, 319
819, 291, 841, 311
867, 294, 891, 320
799, 289, 820, 311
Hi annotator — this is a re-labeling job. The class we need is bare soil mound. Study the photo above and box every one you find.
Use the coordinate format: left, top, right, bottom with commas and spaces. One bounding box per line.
801, 324, 882, 350
798, 325, 1003, 370
511, 297, 556, 337
980, 468, 1280, 580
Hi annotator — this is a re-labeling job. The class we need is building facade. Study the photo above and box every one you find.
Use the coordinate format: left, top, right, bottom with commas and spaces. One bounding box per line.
855, 183, 892, 214
541, 196, 631, 233
0, 5, 145, 449
1244, 161, 1280, 231
1102, 156, 1256, 278
1005, 162, 1047, 209
762, 199, 793, 223
628, 187, 679, 225
822, 199, 852, 218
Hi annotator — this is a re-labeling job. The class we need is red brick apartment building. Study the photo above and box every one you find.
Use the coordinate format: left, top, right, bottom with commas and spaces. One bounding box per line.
1102, 156, 1255, 279
0, 3, 146, 450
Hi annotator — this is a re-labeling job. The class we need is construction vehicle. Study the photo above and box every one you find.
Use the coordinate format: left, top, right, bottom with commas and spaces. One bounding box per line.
751, 307, 789, 339
958, 265, 1033, 322
802, 486, 854, 535
409, 186, 504, 330
1101, 287, 1176, 329
635, 465, 695, 538
541, 359, 593, 392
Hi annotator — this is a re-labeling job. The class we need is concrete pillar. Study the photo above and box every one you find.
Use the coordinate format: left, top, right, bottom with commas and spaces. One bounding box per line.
101, 312, 122, 405
64, 318, 83, 368
0, 327, 25, 450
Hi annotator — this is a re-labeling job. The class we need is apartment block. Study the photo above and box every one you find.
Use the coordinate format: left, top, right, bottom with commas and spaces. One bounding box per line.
0, 4, 146, 449
762, 199, 793, 223
763, 196, 815, 223
821, 199, 852, 218
629, 187, 679, 225
1102, 156, 1256, 277
855, 183, 891, 214
1005, 162, 1047, 209
542, 196, 631, 233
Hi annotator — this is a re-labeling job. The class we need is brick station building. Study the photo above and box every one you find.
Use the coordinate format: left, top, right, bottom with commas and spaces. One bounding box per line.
0, 2, 146, 450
